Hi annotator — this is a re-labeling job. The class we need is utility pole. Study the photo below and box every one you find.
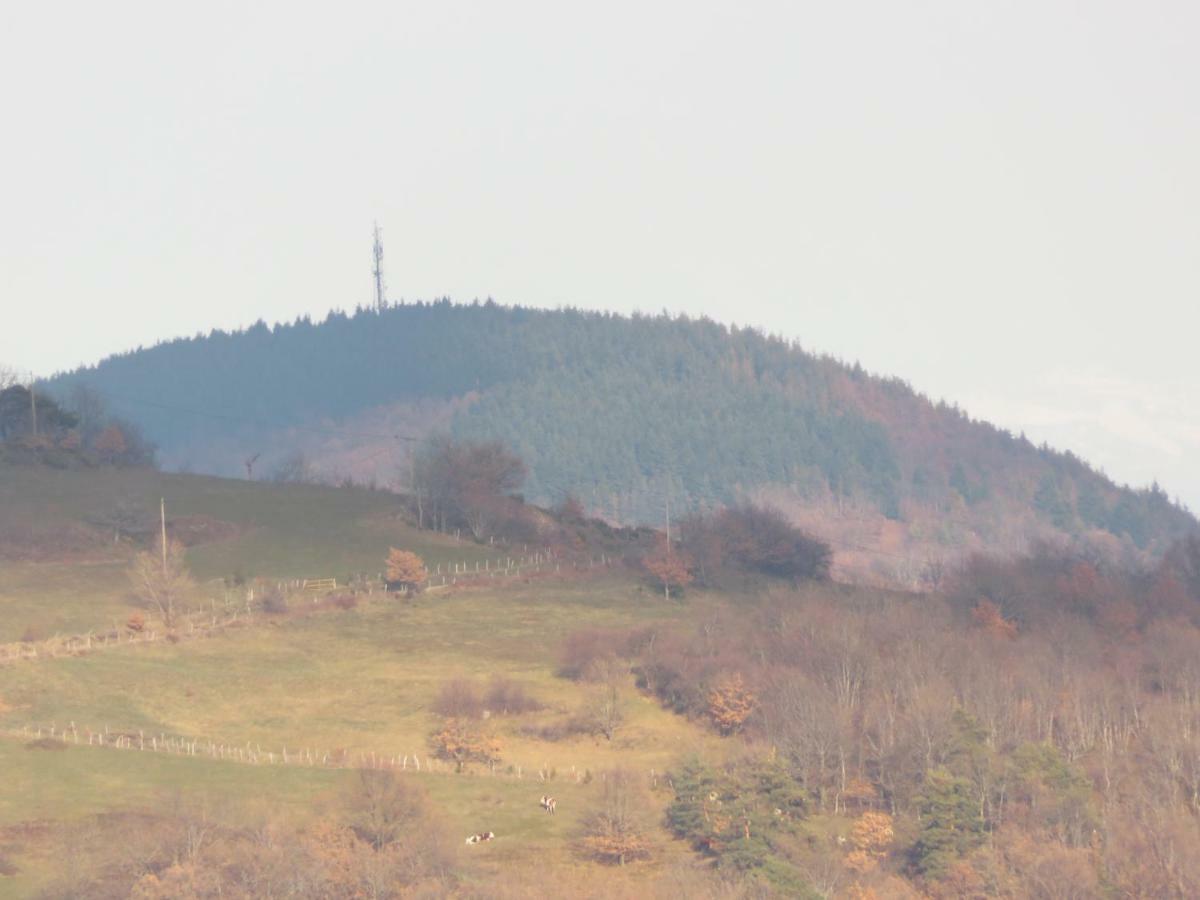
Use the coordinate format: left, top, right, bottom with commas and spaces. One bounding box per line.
665, 489, 671, 553
29, 380, 38, 438
664, 482, 671, 602
372, 222, 386, 312
160, 497, 168, 575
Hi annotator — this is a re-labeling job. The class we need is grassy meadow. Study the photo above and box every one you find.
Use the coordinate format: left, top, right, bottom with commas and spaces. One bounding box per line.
0, 466, 494, 643
0, 575, 723, 771
0, 466, 737, 894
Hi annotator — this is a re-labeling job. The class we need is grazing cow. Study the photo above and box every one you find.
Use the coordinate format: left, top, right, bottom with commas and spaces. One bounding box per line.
540, 795, 556, 815
465, 831, 495, 845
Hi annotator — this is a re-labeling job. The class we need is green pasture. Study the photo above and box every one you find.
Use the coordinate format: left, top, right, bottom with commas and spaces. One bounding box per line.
0, 467, 731, 896
0, 575, 722, 776
0, 732, 665, 895
0, 467, 495, 641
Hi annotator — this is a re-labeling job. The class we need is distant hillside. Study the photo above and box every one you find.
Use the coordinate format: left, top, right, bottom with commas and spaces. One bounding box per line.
49, 301, 1197, 579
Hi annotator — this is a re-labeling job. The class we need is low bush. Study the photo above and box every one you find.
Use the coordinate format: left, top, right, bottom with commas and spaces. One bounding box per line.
330, 593, 359, 611
434, 678, 484, 719
558, 626, 650, 680
26, 737, 68, 751
518, 716, 592, 743
261, 587, 288, 615
485, 676, 541, 714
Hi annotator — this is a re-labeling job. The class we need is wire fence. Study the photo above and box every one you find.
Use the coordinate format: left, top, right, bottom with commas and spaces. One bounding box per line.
4, 720, 665, 791
0, 551, 618, 666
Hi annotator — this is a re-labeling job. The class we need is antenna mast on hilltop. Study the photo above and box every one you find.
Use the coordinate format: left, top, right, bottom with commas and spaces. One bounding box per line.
372, 222, 387, 312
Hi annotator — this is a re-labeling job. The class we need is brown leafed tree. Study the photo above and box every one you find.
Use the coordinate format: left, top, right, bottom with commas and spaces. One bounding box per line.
386, 548, 427, 589
707, 672, 757, 735
412, 436, 526, 537
845, 811, 894, 874
94, 424, 128, 463
578, 769, 653, 866
129, 536, 192, 629
429, 718, 502, 770
342, 769, 430, 850
971, 599, 1017, 640
714, 503, 831, 581
679, 512, 726, 586
642, 537, 694, 600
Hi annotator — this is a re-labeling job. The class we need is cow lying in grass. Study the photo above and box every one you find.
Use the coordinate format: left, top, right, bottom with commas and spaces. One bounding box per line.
540, 795, 556, 815
465, 831, 495, 845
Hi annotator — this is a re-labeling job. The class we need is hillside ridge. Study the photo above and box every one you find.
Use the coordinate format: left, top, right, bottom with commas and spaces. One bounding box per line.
48, 301, 1197, 577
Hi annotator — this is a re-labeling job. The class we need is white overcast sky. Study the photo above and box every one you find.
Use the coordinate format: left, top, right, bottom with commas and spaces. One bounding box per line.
2, 1, 1198, 509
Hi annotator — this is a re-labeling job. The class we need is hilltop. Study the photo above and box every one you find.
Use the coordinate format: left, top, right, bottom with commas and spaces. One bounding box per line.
47, 301, 1197, 581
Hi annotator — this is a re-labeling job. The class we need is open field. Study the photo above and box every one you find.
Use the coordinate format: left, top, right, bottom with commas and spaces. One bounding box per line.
0, 571, 724, 894
0, 575, 725, 774
0, 466, 495, 643
0, 731, 712, 896
0, 466, 743, 894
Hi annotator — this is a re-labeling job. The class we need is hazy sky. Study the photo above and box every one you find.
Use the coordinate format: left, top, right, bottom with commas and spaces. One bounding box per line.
3, 1, 1198, 508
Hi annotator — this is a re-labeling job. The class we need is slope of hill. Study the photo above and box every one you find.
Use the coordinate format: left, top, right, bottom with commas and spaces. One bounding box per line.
48, 301, 1197, 576
0, 464, 495, 642
5, 465, 1200, 896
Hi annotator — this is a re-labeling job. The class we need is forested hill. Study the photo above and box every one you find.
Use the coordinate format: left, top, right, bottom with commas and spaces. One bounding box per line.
50, 301, 1196, 569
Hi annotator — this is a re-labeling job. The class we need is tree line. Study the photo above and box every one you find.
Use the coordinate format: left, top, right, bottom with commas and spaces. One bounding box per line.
554, 535, 1200, 896
44, 300, 1196, 549
0, 376, 153, 468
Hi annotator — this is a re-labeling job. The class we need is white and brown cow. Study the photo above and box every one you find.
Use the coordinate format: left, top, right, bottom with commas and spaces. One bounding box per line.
465, 831, 495, 845
540, 795, 556, 815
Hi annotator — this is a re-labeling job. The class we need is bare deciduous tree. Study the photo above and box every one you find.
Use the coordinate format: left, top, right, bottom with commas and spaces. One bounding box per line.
581, 656, 629, 742
129, 537, 192, 629
0, 364, 21, 391
578, 769, 652, 866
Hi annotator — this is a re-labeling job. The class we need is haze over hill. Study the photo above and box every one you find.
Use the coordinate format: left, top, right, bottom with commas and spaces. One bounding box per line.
49, 301, 1196, 583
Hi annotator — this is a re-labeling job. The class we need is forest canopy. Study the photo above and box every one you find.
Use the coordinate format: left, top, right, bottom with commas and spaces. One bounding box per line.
47, 301, 1197, 548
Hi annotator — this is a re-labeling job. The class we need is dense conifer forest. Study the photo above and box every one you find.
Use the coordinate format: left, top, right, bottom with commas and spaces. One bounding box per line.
49, 301, 1196, 552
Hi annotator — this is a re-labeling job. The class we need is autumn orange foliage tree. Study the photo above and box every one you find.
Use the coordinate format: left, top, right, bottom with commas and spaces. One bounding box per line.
642, 537, 694, 600
93, 424, 128, 463
845, 811, 894, 874
578, 769, 653, 866
429, 718, 502, 770
971, 599, 1017, 640
386, 548, 427, 590
707, 672, 757, 735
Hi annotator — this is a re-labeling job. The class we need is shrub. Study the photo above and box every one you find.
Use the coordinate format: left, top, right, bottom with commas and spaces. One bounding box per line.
558, 627, 642, 680
715, 504, 831, 582
26, 737, 67, 751
485, 676, 541, 715
261, 588, 288, 615
518, 718, 591, 742
434, 678, 483, 719
330, 593, 359, 611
